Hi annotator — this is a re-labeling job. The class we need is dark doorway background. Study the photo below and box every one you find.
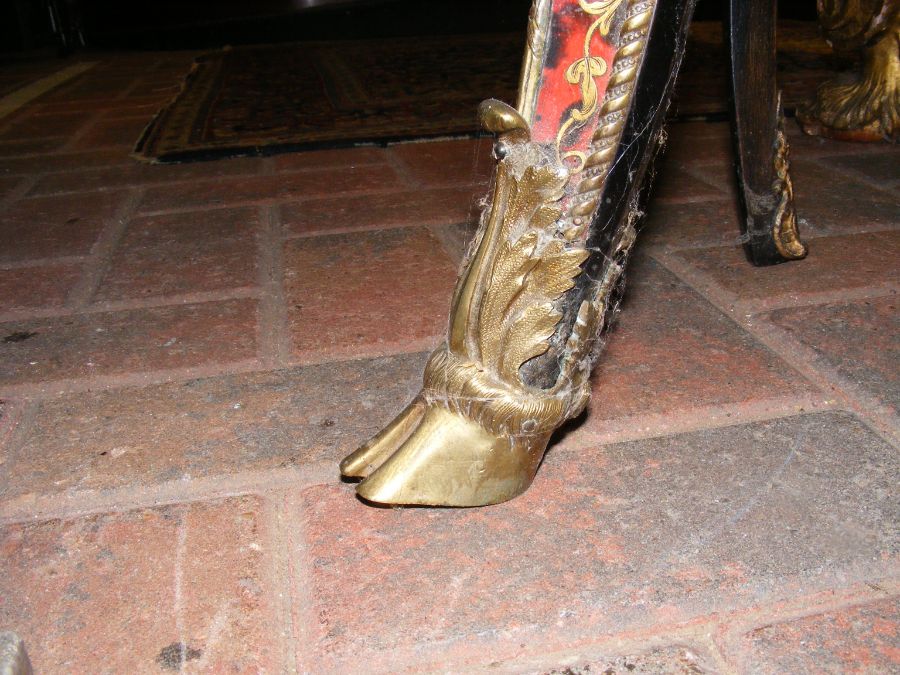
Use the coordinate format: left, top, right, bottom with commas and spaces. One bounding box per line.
3, 0, 818, 54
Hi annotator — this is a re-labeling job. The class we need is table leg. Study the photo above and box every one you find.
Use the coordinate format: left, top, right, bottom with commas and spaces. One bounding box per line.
341, 0, 698, 506
726, 0, 807, 266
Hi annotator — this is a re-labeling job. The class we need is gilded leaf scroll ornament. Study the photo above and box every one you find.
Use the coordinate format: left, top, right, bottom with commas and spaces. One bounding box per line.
556, 0, 627, 170
473, 162, 588, 386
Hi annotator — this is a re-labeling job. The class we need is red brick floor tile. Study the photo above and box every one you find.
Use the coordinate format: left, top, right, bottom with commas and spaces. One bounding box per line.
138, 165, 404, 213
0, 137, 68, 156
0, 299, 257, 385
674, 231, 899, 303
39, 75, 137, 102
0, 148, 130, 176
785, 123, 900, 158
639, 198, 747, 249
0, 175, 23, 199
95, 207, 261, 300
284, 227, 457, 360
281, 186, 481, 236
70, 116, 152, 149
531, 645, 719, 675
1, 352, 425, 500
819, 150, 900, 190
0, 191, 129, 262
388, 138, 494, 186
734, 598, 900, 674
651, 158, 728, 203
272, 146, 388, 172
766, 296, 898, 410
0, 111, 93, 141
791, 158, 900, 234
664, 122, 733, 166
0, 263, 82, 312
0, 496, 280, 673
587, 255, 814, 425
293, 412, 896, 670
29, 157, 265, 195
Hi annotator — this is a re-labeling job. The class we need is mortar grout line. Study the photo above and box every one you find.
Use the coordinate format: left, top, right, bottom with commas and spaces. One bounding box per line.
19, 156, 399, 198
283, 489, 319, 673
0, 173, 41, 210
349, 575, 900, 674
0, 395, 844, 527
286, 216, 471, 241
58, 109, 108, 152
257, 205, 292, 368
0, 286, 262, 324
0, 255, 88, 271
262, 492, 301, 675
712, 578, 900, 672
0, 62, 98, 121
731, 283, 898, 315
0, 400, 40, 490
640, 219, 899, 257
0, 357, 266, 401
65, 187, 144, 308
803, 151, 900, 198
382, 147, 425, 189
567, 392, 839, 450
0, 461, 336, 526
654, 251, 900, 446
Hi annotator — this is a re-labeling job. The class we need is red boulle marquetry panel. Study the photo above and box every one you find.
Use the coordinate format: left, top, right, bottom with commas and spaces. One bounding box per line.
529, 0, 620, 169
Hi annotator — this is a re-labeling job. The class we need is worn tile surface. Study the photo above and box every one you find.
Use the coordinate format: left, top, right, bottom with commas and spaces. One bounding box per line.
284, 227, 456, 360
1, 192, 130, 262
736, 598, 900, 674
95, 207, 261, 299
1, 353, 425, 499
294, 412, 897, 669
766, 296, 899, 409
0, 264, 82, 312
587, 256, 814, 425
281, 186, 480, 236
0, 497, 279, 673
388, 138, 493, 186
0, 299, 257, 385
676, 231, 900, 302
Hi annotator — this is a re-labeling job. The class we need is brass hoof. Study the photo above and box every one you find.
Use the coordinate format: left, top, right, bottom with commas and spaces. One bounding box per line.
354, 404, 548, 507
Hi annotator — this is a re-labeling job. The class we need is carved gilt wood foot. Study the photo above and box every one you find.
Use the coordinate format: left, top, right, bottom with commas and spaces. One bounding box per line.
798, 1, 900, 143
341, 0, 698, 506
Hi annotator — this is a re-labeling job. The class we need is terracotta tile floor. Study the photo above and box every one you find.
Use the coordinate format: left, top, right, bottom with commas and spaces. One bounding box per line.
1, 55, 898, 674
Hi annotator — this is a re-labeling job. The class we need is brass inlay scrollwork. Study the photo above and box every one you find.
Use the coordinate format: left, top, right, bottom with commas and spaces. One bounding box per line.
555, 0, 627, 170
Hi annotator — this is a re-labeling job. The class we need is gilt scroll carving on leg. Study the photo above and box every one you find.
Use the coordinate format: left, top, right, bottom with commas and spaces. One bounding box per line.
341, 0, 698, 506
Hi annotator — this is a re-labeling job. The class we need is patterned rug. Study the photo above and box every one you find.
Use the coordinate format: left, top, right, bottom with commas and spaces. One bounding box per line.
134, 34, 522, 162
135, 22, 838, 162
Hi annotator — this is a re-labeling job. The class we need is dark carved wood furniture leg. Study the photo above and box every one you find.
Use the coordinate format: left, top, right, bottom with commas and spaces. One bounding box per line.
726, 0, 808, 266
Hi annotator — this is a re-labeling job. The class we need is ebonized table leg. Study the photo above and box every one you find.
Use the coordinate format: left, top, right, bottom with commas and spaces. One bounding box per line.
726, 0, 807, 266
